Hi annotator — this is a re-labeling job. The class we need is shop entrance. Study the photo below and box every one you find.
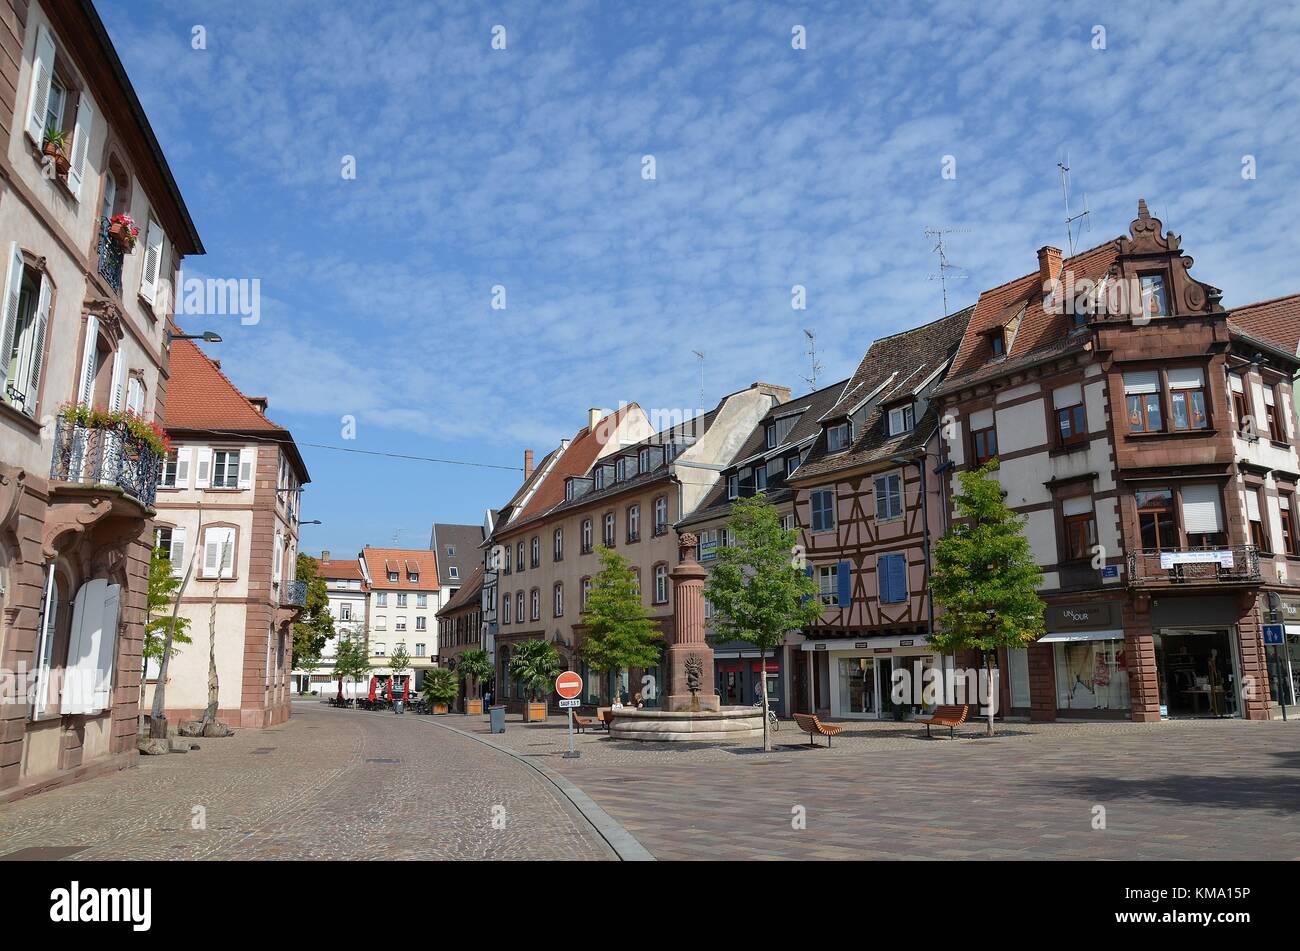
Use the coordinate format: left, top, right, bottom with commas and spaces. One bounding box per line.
1154, 628, 1239, 718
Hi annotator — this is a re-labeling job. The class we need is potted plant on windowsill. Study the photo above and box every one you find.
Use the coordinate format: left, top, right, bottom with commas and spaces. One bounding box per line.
42, 129, 70, 176
421, 667, 457, 715
107, 213, 140, 252
510, 638, 561, 722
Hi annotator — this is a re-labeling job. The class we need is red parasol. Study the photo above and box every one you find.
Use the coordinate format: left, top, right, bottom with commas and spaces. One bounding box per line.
368, 676, 377, 702
402, 678, 410, 702
336, 677, 343, 701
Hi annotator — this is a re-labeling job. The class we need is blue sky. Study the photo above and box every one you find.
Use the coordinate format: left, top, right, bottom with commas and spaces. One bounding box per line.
99, 0, 1300, 558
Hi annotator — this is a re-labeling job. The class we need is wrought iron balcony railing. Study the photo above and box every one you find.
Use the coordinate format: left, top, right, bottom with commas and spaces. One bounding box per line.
281, 579, 308, 608
1126, 545, 1261, 586
96, 216, 124, 293
49, 417, 161, 508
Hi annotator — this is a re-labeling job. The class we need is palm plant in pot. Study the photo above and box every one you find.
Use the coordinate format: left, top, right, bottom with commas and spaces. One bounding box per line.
457, 648, 492, 715
509, 639, 560, 722
421, 667, 457, 714
42, 128, 70, 176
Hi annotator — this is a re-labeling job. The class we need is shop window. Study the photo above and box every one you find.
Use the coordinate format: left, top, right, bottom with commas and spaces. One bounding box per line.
1136, 488, 1176, 550
1054, 639, 1130, 711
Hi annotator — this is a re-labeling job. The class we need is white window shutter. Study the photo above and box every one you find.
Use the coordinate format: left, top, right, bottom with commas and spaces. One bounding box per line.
237, 451, 253, 489
25, 25, 55, 144
139, 218, 162, 305
61, 578, 106, 715
23, 275, 51, 415
107, 351, 124, 412
65, 89, 95, 201
203, 532, 219, 576
1246, 491, 1261, 521
1182, 485, 1224, 534
272, 530, 282, 582
194, 447, 211, 488
175, 446, 191, 488
91, 583, 121, 713
0, 243, 24, 390
220, 527, 235, 577
77, 315, 99, 406
170, 526, 187, 577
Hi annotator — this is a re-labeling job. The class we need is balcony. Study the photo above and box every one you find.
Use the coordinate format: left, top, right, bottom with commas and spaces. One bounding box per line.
96, 216, 124, 294
281, 579, 308, 608
49, 416, 161, 508
1126, 545, 1261, 588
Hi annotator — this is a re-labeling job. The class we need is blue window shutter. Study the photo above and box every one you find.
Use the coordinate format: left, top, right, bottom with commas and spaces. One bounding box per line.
801, 564, 814, 605
880, 554, 907, 603
837, 561, 851, 606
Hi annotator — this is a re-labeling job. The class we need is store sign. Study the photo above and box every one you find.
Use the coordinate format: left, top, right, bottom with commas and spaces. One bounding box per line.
900, 639, 914, 647
855, 642, 869, 649
1276, 599, 1300, 620
873, 648, 891, 654
1045, 602, 1118, 631
1159, 549, 1234, 568
814, 644, 827, 651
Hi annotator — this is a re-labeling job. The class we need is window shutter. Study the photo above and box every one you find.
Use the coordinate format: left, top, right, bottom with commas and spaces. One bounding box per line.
194, 447, 211, 488
126, 376, 143, 416
139, 218, 163, 305
77, 315, 99, 406
65, 89, 95, 201
61, 578, 106, 715
1181, 485, 1224, 534
203, 531, 220, 576
272, 530, 282, 582
175, 446, 191, 487
1167, 367, 1205, 390
90, 583, 121, 713
107, 351, 124, 412
1230, 374, 1245, 394
0, 243, 23, 389
1053, 383, 1083, 408
1062, 496, 1093, 517
1246, 491, 1261, 521
170, 526, 187, 576
1123, 371, 1160, 395
220, 528, 235, 577
24, 25, 55, 144
237, 451, 252, 489
801, 564, 814, 605
21, 276, 51, 416
836, 560, 851, 607
1264, 387, 1276, 407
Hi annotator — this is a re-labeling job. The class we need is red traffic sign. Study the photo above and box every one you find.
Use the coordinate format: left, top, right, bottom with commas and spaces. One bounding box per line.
555, 671, 583, 700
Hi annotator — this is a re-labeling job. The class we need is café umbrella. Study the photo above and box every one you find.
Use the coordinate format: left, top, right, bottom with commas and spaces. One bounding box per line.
368, 677, 377, 702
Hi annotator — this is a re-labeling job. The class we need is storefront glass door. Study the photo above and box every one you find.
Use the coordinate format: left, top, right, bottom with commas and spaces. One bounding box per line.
1154, 629, 1238, 718
837, 657, 876, 716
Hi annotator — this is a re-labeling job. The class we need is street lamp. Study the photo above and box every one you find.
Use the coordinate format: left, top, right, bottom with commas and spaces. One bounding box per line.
300, 519, 322, 526
166, 329, 223, 344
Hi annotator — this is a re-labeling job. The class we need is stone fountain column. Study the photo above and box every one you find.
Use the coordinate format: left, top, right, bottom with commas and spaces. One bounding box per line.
664, 532, 719, 712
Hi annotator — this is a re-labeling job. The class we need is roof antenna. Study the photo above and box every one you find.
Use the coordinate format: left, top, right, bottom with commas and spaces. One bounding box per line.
925, 227, 969, 317
691, 350, 705, 407
391, 528, 407, 545
1057, 154, 1090, 255
802, 329, 823, 393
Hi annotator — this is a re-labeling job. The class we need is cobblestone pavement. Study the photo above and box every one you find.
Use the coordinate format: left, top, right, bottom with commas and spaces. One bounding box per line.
0, 703, 615, 861
459, 711, 1300, 860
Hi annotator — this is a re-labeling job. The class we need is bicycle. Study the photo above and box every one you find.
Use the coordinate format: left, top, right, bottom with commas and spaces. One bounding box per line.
752, 696, 779, 732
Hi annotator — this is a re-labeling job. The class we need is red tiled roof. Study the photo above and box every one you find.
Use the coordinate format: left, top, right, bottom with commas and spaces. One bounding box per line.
510, 405, 637, 527
360, 547, 440, 591
163, 338, 284, 432
1230, 293, 1300, 356
314, 556, 365, 583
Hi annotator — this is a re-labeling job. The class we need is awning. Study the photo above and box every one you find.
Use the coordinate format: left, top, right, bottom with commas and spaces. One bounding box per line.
1285, 624, 1300, 637
1039, 629, 1125, 643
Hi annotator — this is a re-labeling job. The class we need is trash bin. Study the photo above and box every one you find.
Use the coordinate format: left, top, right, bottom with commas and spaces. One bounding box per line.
489, 705, 506, 733
393, 701, 404, 715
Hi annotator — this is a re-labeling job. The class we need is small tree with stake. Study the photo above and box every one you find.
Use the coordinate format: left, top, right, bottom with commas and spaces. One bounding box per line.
705, 493, 821, 752
579, 546, 663, 703
388, 642, 411, 703
928, 462, 1046, 736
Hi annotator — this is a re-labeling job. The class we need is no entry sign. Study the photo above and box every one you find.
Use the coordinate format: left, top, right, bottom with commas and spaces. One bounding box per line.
555, 671, 583, 700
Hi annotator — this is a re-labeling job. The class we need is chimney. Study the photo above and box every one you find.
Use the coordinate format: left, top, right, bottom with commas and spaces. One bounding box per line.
248, 396, 268, 415
321, 549, 330, 564
523, 449, 534, 479
1037, 246, 1063, 286
588, 408, 601, 433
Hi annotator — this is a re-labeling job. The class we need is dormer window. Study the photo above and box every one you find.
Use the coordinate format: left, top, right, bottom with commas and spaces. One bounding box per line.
638, 448, 650, 473
887, 403, 914, 436
615, 457, 627, 482
388, 571, 399, 582
1139, 274, 1168, 318
727, 474, 739, 499
990, 331, 1006, 357
827, 422, 851, 453
594, 467, 606, 490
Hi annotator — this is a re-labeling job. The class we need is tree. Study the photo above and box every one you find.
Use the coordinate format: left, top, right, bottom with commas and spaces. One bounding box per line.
333, 629, 370, 698
509, 639, 561, 703
422, 667, 458, 710
705, 493, 821, 751
198, 531, 235, 736
389, 641, 411, 698
150, 507, 207, 739
292, 554, 334, 670
579, 546, 662, 702
456, 648, 493, 705
928, 462, 1046, 736
142, 545, 191, 712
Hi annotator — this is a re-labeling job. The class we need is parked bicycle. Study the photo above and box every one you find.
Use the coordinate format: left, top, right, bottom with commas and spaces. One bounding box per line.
752, 696, 779, 732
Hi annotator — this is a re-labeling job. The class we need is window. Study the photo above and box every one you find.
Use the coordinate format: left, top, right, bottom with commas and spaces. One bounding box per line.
887, 403, 914, 436
503, 594, 511, 624
818, 564, 840, 606
1230, 374, 1251, 434
654, 564, 669, 604
1181, 484, 1226, 548
786, 455, 800, 478
699, 529, 718, 561
878, 553, 907, 604
1062, 497, 1096, 561
989, 331, 1006, 357
1265, 385, 1287, 442
810, 488, 836, 532
375, 592, 388, 607
553, 582, 564, 617
581, 577, 592, 608
553, 527, 564, 561
373, 640, 386, 655
516, 541, 525, 571
201, 526, 235, 578
417, 593, 427, 608
653, 496, 669, 535
446, 545, 456, 556
211, 450, 240, 488
408, 570, 419, 582
503, 546, 512, 574
638, 448, 651, 472
1168, 367, 1208, 431
727, 474, 739, 499
631, 567, 641, 598
1124, 371, 1164, 433
159, 450, 179, 487
1136, 488, 1176, 550
530, 536, 540, 568
395, 616, 407, 632
615, 458, 627, 482
397, 593, 408, 607
780, 514, 795, 532
874, 472, 903, 520
340, 603, 352, 621
1053, 383, 1087, 446
387, 571, 399, 583
516, 592, 524, 622
581, 518, 593, 553
530, 588, 540, 621
1247, 488, 1268, 552
1139, 274, 1168, 318
415, 643, 426, 656
1280, 494, 1298, 556
827, 422, 851, 452
603, 512, 616, 547
628, 504, 640, 541
768, 414, 797, 448
971, 422, 998, 466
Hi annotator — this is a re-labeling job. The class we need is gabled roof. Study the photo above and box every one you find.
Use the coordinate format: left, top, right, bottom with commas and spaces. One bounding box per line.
436, 564, 485, 617
1230, 293, 1300, 356
313, 555, 367, 586
359, 547, 440, 591
430, 523, 485, 585
792, 308, 972, 481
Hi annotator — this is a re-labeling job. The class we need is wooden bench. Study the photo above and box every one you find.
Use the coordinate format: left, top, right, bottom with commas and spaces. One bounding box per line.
917, 704, 969, 739
792, 713, 843, 748
570, 710, 592, 734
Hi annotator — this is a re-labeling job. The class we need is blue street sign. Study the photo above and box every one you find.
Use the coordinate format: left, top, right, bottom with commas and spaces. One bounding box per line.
1263, 624, 1285, 645
1101, 565, 1120, 579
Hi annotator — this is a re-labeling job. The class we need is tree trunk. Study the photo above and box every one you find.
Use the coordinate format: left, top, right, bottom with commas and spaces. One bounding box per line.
199, 538, 229, 730
149, 519, 199, 739
985, 652, 995, 737
760, 648, 772, 752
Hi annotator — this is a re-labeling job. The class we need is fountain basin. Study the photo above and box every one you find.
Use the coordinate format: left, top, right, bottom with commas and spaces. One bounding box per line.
608, 706, 765, 742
